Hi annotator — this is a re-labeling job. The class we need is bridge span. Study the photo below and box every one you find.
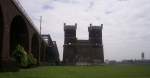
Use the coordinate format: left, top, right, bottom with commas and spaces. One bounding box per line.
0, 0, 59, 71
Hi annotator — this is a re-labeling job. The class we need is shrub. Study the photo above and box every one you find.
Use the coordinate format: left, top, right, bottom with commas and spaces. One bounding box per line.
12, 44, 37, 68
27, 52, 37, 66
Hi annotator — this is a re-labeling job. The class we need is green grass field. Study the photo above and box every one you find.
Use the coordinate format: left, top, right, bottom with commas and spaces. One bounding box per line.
0, 64, 150, 78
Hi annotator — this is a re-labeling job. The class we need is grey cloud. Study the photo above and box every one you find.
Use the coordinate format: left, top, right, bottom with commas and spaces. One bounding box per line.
105, 11, 113, 14
118, 0, 128, 2
95, 17, 101, 20
42, 5, 54, 10
88, 1, 94, 9
85, 1, 94, 12
53, 0, 79, 4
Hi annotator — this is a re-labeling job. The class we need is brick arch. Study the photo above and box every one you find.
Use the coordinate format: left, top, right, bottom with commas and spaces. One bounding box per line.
31, 33, 39, 60
0, 6, 4, 60
10, 15, 29, 56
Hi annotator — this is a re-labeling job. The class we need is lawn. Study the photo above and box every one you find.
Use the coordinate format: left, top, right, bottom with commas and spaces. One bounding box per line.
0, 64, 150, 78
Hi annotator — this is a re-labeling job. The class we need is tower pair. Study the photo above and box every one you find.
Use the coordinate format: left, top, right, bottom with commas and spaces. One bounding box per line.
64, 23, 103, 46
63, 23, 104, 65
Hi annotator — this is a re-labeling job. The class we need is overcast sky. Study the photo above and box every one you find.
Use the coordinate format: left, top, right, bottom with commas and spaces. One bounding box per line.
18, 0, 150, 61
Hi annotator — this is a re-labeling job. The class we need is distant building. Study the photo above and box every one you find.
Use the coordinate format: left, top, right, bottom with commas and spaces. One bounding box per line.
63, 23, 104, 65
141, 52, 144, 61
120, 59, 150, 64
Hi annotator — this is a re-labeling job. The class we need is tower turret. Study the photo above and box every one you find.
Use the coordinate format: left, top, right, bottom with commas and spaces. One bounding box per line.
64, 23, 77, 45
88, 24, 103, 45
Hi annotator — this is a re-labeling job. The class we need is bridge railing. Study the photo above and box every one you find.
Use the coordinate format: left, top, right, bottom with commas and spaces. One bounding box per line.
11, 0, 40, 33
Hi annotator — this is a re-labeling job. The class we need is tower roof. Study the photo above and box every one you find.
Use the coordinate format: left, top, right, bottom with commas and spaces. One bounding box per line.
88, 24, 103, 31
64, 23, 77, 31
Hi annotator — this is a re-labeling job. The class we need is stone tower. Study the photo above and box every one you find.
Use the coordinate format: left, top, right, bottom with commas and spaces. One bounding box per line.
63, 23, 104, 65
63, 23, 77, 65
88, 24, 104, 63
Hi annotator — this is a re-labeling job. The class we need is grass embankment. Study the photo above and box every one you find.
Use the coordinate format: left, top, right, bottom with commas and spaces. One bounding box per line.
0, 64, 150, 78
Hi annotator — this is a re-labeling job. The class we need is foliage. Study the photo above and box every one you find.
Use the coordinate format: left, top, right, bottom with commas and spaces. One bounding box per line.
27, 52, 37, 66
12, 45, 28, 67
12, 45, 37, 68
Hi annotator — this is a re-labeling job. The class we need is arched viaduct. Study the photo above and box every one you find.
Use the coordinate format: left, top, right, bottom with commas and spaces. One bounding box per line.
0, 0, 55, 70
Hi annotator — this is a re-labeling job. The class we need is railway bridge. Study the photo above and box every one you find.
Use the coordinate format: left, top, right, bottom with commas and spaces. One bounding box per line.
0, 0, 59, 71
